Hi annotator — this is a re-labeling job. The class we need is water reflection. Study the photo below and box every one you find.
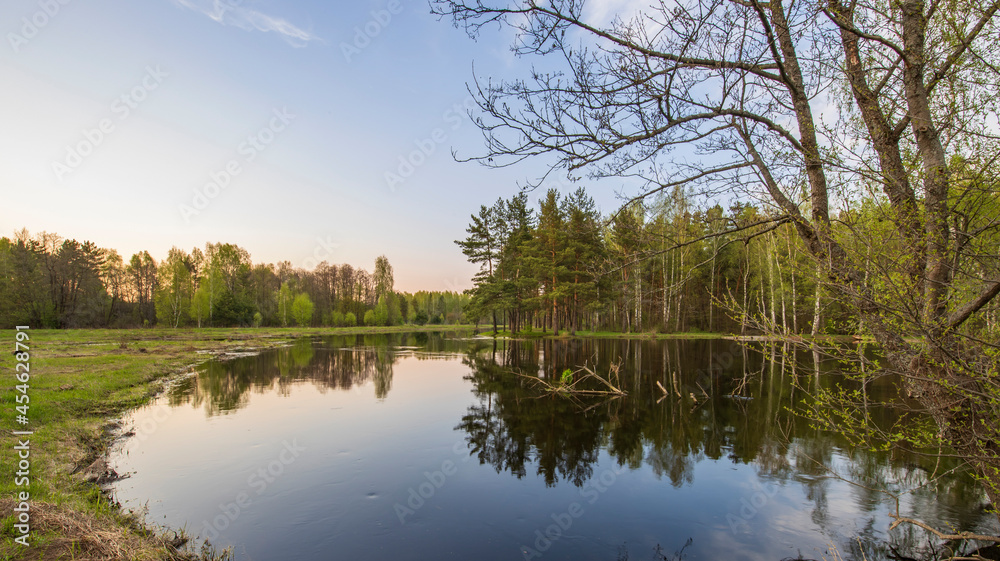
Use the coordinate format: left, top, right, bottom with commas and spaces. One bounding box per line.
455, 337, 995, 558
165, 333, 474, 415
112, 333, 997, 561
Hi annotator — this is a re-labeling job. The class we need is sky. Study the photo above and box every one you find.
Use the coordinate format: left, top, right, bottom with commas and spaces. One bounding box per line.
0, 0, 642, 292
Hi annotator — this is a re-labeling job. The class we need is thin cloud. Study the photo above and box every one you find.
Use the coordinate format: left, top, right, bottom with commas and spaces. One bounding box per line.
172, 0, 321, 47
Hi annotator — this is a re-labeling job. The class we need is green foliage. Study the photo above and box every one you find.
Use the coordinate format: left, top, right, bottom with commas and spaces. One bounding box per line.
330, 310, 345, 327
363, 309, 376, 326
277, 281, 294, 327
154, 247, 193, 328
0, 233, 475, 333
374, 298, 389, 326
344, 312, 357, 327
373, 255, 394, 299
213, 290, 255, 326
455, 187, 834, 335
190, 283, 212, 328
291, 293, 314, 327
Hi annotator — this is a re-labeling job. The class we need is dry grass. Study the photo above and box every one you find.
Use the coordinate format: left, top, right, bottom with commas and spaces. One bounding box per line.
0, 499, 231, 561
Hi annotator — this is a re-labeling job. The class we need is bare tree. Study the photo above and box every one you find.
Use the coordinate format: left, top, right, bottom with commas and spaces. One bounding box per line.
433, 0, 1000, 518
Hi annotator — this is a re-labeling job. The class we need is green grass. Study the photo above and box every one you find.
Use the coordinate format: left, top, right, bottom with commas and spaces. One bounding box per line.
0, 324, 472, 560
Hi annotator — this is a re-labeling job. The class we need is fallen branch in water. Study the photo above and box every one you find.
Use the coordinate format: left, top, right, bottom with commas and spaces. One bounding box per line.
889, 514, 1000, 543
656, 380, 669, 395
517, 363, 627, 397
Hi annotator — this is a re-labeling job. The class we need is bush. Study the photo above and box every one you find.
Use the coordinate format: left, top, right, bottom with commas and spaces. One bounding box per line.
344, 312, 357, 327
331, 310, 345, 327
364, 309, 376, 326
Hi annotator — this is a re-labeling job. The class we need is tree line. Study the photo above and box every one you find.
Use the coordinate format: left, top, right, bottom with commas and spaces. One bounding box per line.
0, 229, 469, 329
437, 0, 1000, 522
459, 186, 960, 336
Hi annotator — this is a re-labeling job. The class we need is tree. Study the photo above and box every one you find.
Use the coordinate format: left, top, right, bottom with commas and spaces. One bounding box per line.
277, 281, 294, 327
374, 297, 390, 326
100, 249, 128, 326
0, 232, 51, 328
154, 247, 193, 328
249, 263, 280, 326
525, 189, 569, 333
414, 309, 429, 325
373, 255, 394, 300
127, 251, 157, 325
456, 204, 502, 333
434, 0, 1000, 519
291, 292, 314, 327
561, 188, 605, 334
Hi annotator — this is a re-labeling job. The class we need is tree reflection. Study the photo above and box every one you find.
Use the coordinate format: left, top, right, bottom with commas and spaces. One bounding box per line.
164, 332, 468, 415
456, 337, 996, 559
158, 333, 994, 560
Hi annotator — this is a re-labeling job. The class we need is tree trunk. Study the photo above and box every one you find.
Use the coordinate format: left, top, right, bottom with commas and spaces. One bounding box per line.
675, 247, 684, 332
709, 240, 716, 332
787, 230, 798, 334
774, 237, 788, 333
812, 267, 822, 337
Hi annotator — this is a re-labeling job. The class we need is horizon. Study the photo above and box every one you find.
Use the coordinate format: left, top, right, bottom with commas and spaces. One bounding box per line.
0, 0, 638, 293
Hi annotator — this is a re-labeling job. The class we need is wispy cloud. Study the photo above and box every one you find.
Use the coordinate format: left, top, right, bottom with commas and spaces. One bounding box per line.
172, 0, 321, 47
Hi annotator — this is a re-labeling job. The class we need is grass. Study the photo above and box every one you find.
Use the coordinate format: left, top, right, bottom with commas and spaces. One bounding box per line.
0, 325, 471, 560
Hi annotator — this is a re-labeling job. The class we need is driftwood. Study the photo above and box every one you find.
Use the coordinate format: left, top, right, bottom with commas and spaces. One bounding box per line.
889, 514, 1000, 544
517, 363, 627, 397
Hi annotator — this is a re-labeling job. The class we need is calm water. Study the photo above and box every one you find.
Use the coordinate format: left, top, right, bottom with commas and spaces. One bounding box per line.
109, 333, 996, 561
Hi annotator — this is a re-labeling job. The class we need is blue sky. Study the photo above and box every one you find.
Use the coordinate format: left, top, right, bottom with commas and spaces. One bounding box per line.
0, 0, 637, 291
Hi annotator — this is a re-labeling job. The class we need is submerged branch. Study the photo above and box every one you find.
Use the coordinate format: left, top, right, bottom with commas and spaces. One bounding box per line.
516, 363, 627, 397
888, 515, 1000, 543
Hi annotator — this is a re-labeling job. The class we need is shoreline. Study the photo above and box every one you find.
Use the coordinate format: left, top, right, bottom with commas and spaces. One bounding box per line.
0, 325, 868, 559
0, 325, 472, 560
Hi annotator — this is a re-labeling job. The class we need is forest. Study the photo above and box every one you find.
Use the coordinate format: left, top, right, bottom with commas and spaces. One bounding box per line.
434, 0, 1000, 520
458, 185, 1000, 337
0, 230, 468, 329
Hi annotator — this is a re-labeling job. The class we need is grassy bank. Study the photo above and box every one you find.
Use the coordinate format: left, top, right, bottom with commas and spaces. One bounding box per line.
0, 325, 472, 560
